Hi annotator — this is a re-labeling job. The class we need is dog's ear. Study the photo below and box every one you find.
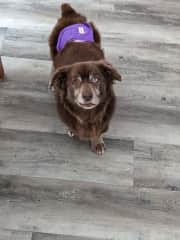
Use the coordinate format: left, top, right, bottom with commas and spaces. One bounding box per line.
49, 65, 71, 91
97, 60, 122, 82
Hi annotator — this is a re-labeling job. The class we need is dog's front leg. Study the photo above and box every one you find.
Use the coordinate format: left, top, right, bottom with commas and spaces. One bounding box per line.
90, 135, 106, 155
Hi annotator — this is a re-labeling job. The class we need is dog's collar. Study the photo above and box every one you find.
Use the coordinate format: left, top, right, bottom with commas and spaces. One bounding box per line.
56, 23, 94, 52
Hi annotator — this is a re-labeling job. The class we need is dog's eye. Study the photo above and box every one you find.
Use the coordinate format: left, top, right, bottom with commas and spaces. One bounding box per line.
90, 77, 99, 83
92, 77, 98, 83
72, 76, 82, 85
72, 79, 76, 85
77, 76, 82, 82
89, 74, 99, 83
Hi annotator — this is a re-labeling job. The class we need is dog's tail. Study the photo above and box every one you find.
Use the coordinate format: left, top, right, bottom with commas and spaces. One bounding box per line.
61, 3, 77, 17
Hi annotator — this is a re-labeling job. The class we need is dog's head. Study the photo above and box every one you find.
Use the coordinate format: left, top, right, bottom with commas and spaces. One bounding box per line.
50, 60, 121, 110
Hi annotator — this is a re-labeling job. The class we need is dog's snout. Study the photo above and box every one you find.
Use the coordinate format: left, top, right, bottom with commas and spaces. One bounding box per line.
82, 93, 93, 102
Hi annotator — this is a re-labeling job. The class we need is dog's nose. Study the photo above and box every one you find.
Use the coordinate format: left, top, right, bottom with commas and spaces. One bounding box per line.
82, 94, 93, 102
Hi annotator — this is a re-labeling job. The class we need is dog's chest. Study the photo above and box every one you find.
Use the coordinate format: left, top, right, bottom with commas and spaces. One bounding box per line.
71, 110, 104, 139
75, 120, 102, 140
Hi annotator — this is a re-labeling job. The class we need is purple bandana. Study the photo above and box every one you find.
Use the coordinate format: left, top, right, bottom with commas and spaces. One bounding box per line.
56, 23, 94, 51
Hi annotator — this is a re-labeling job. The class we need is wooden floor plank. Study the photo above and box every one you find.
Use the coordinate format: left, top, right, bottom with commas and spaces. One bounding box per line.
1, 174, 180, 214
32, 232, 101, 240
0, 192, 180, 239
0, 228, 32, 240
0, 57, 51, 92
0, 129, 133, 187
2, 39, 49, 60
134, 140, 180, 190
1, 0, 180, 32
1, 174, 180, 238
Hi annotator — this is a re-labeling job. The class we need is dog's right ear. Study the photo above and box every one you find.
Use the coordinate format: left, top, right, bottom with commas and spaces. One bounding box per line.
97, 60, 122, 82
49, 65, 71, 91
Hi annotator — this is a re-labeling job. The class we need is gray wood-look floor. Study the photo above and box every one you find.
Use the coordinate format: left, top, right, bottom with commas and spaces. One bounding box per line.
0, 0, 180, 239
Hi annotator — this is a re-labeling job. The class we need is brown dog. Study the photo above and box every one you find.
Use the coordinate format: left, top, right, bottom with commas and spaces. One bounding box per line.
49, 3, 121, 155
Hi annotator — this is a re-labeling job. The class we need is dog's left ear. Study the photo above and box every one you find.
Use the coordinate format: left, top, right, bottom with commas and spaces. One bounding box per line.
49, 65, 71, 91
97, 60, 122, 82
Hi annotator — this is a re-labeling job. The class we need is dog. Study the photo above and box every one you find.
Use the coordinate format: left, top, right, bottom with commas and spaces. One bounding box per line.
48, 3, 122, 155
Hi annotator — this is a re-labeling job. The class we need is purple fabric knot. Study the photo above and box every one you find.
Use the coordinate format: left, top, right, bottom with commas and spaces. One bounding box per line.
56, 23, 94, 51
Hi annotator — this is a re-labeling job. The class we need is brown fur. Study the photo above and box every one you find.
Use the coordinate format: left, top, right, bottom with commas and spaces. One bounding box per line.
48, 3, 121, 154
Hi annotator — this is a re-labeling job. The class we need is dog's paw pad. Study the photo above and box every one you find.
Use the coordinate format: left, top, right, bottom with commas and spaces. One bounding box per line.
67, 130, 74, 137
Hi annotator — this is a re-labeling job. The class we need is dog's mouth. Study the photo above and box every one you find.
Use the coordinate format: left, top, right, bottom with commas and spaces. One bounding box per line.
78, 102, 97, 109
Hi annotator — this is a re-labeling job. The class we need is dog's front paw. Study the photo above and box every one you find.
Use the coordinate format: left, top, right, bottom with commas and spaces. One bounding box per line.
67, 130, 74, 137
48, 80, 55, 92
91, 137, 106, 155
94, 142, 106, 155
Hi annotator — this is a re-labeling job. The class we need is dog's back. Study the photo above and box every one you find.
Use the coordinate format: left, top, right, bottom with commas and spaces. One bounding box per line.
49, 3, 102, 67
